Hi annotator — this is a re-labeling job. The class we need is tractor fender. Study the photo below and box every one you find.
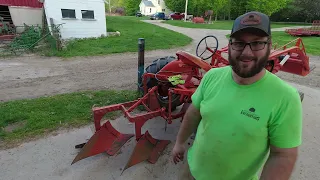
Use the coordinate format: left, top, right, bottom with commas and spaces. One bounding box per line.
146, 56, 176, 74
176, 51, 212, 72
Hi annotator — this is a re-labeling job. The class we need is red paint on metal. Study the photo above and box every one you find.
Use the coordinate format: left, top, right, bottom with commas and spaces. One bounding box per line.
192, 17, 205, 23
285, 20, 320, 36
148, 139, 171, 164
123, 131, 170, 171
71, 121, 134, 165
73, 36, 311, 171
269, 38, 310, 76
0, 34, 15, 40
0, 0, 43, 8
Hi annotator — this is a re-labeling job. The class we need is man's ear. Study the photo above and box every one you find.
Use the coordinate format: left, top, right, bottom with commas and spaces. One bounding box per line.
268, 37, 273, 48
268, 42, 272, 49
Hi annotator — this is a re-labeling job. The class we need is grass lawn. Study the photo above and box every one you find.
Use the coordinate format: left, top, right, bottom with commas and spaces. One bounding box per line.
47, 16, 192, 57
226, 31, 319, 56
0, 90, 137, 149
163, 20, 310, 30
271, 32, 320, 56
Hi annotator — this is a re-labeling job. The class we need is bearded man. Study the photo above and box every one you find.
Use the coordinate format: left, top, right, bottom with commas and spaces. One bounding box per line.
172, 11, 303, 180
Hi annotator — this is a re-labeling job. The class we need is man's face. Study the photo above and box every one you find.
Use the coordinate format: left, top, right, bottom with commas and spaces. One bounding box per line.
228, 31, 271, 78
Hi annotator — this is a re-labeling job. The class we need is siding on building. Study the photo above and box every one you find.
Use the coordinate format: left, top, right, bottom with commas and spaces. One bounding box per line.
44, 0, 107, 39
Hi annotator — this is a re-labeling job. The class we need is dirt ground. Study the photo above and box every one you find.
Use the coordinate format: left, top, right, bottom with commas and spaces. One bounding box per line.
0, 21, 320, 180
0, 48, 188, 102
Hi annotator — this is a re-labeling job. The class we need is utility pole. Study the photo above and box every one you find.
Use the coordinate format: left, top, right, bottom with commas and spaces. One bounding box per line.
184, 0, 188, 22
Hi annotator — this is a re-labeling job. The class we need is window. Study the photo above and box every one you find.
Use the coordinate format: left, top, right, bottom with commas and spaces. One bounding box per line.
150, 8, 151, 13
158, 0, 160, 4
162, 9, 165, 12
61, 9, 76, 19
81, 10, 95, 19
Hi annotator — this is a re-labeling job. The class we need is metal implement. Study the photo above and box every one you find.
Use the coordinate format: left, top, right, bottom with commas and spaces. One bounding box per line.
123, 131, 170, 172
285, 20, 320, 36
72, 120, 134, 165
72, 36, 313, 172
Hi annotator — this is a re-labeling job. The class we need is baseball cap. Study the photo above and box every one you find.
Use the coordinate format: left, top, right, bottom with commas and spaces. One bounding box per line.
230, 11, 271, 37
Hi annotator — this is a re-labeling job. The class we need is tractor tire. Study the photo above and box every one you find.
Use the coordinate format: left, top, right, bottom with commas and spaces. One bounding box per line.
156, 91, 182, 111
143, 56, 181, 111
145, 56, 176, 88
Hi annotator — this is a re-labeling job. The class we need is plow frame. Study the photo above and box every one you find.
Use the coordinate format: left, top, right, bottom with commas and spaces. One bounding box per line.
92, 84, 188, 142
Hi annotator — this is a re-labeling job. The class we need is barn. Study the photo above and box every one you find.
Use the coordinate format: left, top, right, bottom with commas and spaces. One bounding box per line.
0, 0, 43, 33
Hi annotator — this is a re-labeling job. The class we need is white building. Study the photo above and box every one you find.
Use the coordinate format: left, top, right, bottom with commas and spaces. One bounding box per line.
139, 0, 171, 16
44, 0, 107, 39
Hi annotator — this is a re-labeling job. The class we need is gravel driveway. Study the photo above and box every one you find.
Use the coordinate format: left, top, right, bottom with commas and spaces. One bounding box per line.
0, 21, 319, 180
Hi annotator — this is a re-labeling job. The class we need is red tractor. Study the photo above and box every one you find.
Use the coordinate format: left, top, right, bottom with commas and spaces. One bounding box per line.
71, 35, 311, 172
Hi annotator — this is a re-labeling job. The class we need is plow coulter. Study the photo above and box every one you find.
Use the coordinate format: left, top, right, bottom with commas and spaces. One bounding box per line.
71, 35, 312, 172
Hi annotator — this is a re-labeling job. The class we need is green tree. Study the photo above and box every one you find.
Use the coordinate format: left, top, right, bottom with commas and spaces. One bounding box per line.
246, 0, 292, 16
197, 0, 229, 21
223, 0, 232, 20
189, 0, 207, 16
124, 0, 141, 15
104, 0, 125, 13
270, 0, 320, 22
165, 0, 186, 12
293, 0, 320, 22
212, 0, 229, 20
230, 0, 248, 19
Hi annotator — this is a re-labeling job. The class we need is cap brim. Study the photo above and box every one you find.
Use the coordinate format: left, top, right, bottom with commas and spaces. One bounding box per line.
230, 27, 269, 38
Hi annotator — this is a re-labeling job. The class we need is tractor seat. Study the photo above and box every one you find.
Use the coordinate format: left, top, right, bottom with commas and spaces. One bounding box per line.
176, 51, 212, 72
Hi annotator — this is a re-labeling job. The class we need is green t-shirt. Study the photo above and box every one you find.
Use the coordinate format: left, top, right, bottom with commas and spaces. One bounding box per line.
187, 66, 302, 180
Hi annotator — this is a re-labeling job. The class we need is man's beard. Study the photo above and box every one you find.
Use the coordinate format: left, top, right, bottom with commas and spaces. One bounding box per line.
228, 48, 270, 78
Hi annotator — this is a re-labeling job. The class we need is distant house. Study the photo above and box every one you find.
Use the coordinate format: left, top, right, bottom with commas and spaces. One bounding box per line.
0, 0, 44, 33
139, 0, 171, 16
44, 0, 107, 39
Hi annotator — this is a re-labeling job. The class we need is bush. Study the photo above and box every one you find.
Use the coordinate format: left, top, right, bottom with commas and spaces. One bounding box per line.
9, 26, 42, 50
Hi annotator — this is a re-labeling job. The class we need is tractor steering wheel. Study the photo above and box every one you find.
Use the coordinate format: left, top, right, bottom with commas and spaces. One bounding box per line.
196, 35, 219, 60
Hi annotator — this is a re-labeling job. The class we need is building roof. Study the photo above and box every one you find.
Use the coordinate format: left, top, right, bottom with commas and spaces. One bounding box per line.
142, 0, 155, 7
0, 0, 43, 8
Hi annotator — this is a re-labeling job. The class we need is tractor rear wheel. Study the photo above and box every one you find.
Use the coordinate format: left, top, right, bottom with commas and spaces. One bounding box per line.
144, 56, 176, 88
143, 56, 182, 111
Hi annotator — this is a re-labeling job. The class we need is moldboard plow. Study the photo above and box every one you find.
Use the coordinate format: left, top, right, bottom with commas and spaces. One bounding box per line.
71, 35, 313, 172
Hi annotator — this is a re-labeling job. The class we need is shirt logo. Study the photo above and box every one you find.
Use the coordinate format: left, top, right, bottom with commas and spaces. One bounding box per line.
241, 107, 260, 121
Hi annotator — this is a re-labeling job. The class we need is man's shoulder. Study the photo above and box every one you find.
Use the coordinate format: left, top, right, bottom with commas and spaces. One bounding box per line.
266, 72, 300, 101
200, 66, 231, 88
204, 66, 231, 79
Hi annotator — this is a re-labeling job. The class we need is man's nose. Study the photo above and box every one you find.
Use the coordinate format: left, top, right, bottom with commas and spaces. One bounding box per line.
241, 44, 254, 56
